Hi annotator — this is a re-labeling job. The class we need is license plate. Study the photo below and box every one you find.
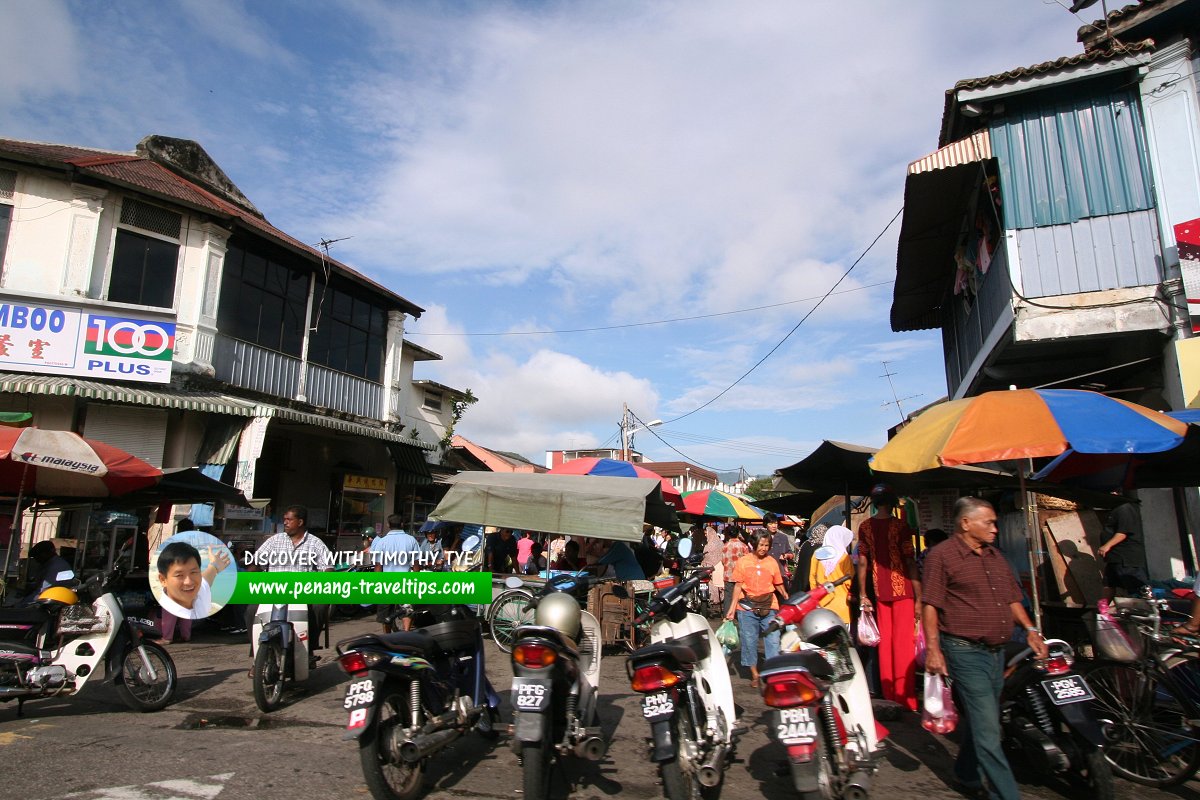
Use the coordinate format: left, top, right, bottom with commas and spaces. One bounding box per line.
343, 677, 375, 730
775, 706, 818, 744
512, 677, 551, 712
1041, 674, 1095, 705
642, 691, 674, 721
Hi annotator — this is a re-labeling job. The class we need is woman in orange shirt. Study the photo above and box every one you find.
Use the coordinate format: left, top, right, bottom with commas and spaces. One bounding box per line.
724, 531, 789, 688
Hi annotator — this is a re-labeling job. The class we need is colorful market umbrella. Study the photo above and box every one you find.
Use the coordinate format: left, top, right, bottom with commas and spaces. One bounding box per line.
548, 457, 685, 509
869, 389, 1188, 627
869, 389, 1188, 473
681, 489, 764, 521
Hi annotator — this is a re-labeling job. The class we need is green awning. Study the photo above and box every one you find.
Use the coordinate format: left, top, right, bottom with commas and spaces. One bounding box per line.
430, 472, 680, 541
388, 442, 433, 485
0, 373, 257, 416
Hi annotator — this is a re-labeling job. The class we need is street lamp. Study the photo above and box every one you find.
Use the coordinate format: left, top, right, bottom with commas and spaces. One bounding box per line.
620, 402, 662, 461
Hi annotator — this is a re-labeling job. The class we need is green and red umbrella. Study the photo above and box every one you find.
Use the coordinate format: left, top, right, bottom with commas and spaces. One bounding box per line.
680, 489, 764, 521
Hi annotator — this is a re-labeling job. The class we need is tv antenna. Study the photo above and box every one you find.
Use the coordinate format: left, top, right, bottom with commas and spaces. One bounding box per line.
880, 361, 922, 422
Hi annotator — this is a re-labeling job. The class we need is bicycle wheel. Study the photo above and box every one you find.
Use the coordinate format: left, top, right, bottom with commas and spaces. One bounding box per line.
488, 589, 534, 653
1085, 660, 1200, 786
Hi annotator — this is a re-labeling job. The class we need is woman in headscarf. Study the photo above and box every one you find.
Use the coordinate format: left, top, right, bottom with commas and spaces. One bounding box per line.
809, 525, 855, 624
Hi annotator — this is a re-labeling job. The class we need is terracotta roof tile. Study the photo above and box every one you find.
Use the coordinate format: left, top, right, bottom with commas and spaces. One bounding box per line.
953, 39, 1155, 92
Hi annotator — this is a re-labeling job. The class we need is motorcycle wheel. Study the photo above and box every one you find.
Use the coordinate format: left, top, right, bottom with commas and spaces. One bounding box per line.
114, 641, 177, 712
252, 642, 286, 712
1077, 746, 1115, 800
521, 738, 553, 800
488, 589, 535, 654
660, 710, 718, 800
1085, 661, 1200, 786
361, 682, 425, 800
793, 728, 835, 800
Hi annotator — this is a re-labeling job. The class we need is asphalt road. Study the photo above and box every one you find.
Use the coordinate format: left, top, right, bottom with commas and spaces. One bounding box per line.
1, 612, 1197, 800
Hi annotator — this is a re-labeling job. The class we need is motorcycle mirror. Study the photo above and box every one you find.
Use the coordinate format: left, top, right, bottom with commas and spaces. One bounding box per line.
677, 538, 693, 559
504, 576, 525, 590
813, 546, 839, 562
461, 535, 481, 552
55, 570, 76, 582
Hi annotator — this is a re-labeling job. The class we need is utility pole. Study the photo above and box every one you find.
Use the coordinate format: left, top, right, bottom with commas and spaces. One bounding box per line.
620, 402, 631, 461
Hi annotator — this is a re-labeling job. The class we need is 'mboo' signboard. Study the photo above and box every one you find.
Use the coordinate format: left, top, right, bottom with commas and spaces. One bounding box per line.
0, 300, 175, 383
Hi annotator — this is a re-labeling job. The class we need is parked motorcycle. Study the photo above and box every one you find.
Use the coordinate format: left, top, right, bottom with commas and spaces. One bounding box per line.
337, 603, 499, 800
0, 566, 177, 716
761, 574, 880, 800
251, 602, 314, 712
1000, 638, 1113, 800
626, 549, 737, 800
509, 571, 606, 800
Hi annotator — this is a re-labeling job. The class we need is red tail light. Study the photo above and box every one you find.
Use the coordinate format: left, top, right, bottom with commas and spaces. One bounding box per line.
630, 664, 682, 693
763, 671, 822, 708
514, 643, 557, 668
339, 652, 368, 675
1041, 656, 1071, 676
786, 742, 817, 762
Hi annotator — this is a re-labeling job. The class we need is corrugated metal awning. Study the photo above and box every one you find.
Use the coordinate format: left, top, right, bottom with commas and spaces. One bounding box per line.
0, 373, 258, 416
907, 130, 991, 175
263, 404, 438, 449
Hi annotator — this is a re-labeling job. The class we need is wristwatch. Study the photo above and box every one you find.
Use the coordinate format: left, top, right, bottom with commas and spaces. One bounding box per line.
1025, 626, 1041, 635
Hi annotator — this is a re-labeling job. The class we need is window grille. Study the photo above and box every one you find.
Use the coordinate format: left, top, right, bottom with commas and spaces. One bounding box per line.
423, 391, 443, 412
120, 198, 181, 239
0, 169, 15, 200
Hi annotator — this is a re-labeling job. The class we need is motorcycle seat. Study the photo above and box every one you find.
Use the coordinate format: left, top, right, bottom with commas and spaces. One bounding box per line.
371, 631, 441, 660
629, 641, 699, 668
0, 607, 50, 625
760, 650, 836, 681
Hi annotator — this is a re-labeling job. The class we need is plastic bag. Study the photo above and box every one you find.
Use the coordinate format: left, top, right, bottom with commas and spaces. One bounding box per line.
856, 609, 880, 647
715, 619, 740, 649
915, 623, 926, 670
921, 672, 958, 734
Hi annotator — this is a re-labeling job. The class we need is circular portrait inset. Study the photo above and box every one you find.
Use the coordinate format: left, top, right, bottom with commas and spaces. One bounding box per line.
150, 531, 237, 620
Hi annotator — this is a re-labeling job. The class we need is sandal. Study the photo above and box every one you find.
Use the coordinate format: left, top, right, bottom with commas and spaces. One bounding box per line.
750, 677, 760, 689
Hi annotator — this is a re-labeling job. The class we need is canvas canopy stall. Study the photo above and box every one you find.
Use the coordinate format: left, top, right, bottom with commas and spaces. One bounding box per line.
429, 472, 680, 542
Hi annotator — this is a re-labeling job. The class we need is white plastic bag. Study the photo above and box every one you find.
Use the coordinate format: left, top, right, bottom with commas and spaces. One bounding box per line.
856, 609, 880, 647
921, 672, 958, 734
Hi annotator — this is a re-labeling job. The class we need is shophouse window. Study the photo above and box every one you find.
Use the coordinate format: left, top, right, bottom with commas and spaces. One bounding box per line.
307, 283, 386, 382
218, 239, 308, 356
108, 198, 182, 308
423, 389, 443, 412
0, 169, 16, 275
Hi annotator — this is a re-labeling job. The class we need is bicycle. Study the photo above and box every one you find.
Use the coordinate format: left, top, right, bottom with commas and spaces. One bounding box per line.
486, 586, 535, 653
1080, 595, 1200, 787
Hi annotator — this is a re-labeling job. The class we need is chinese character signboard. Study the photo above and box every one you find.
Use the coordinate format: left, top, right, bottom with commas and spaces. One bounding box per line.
0, 300, 174, 383
343, 474, 386, 492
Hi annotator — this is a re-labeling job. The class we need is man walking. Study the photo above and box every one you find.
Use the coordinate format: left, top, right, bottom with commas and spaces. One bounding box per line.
371, 514, 421, 632
252, 504, 333, 666
923, 497, 1047, 800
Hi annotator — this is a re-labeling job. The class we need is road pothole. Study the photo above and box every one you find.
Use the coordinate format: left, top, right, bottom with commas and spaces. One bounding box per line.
176, 713, 340, 731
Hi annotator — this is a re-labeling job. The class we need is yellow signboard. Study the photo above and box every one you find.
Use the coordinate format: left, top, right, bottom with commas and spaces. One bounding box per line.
343, 474, 386, 492
1176, 338, 1200, 409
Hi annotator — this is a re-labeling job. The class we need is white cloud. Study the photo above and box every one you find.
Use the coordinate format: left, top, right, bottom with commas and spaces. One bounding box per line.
177, 0, 299, 67
0, 0, 80, 106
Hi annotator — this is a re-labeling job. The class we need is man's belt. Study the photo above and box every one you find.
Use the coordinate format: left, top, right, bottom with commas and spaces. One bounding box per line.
941, 633, 1006, 652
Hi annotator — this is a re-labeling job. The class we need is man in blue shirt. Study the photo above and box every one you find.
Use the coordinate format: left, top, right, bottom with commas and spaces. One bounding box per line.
597, 541, 646, 581
370, 514, 421, 632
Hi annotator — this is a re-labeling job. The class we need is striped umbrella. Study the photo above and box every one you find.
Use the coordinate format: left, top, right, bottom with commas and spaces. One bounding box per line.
681, 489, 764, 521
548, 457, 685, 509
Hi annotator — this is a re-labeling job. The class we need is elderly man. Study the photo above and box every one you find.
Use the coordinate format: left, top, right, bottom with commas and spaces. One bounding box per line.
923, 497, 1048, 800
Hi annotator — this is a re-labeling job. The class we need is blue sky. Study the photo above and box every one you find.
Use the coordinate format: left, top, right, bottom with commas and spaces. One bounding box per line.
2, 1, 1090, 475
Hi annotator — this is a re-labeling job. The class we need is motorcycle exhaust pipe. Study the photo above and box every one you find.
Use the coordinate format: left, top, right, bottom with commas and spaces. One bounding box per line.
398, 727, 459, 763
841, 770, 871, 800
697, 743, 729, 787
574, 735, 607, 761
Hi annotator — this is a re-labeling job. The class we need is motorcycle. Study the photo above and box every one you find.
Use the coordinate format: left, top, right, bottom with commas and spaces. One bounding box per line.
337, 604, 499, 800
0, 566, 177, 716
1000, 638, 1113, 800
251, 602, 316, 712
626, 542, 737, 800
509, 571, 606, 800
761, 573, 881, 800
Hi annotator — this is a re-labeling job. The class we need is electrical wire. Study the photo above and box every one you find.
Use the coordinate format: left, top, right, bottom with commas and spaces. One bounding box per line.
405, 281, 892, 337
662, 207, 904, 426
628, 408, 738, 472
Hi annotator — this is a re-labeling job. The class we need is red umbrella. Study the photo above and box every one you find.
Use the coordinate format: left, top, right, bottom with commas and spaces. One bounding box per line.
547, 457, 685, 509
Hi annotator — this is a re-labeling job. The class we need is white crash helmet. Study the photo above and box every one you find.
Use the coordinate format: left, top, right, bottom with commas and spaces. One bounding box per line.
798, 607, 846, 646
535, 592, 582, 639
